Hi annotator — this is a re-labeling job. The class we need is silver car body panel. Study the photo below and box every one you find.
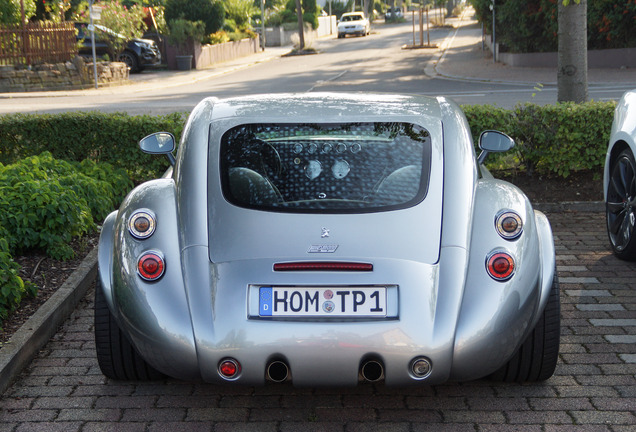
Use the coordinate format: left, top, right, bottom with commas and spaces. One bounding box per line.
98, 93, 555, 385
603, 89, 636, 199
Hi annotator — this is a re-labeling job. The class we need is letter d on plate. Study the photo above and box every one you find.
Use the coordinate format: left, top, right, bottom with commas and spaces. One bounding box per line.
259, 287, 273, 316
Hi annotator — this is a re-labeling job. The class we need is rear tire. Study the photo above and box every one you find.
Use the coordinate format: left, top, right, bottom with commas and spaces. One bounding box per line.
94, 279, 164, 380
119, 50, 140, 73
489, 269, 560, 382
606, 148, 636, 260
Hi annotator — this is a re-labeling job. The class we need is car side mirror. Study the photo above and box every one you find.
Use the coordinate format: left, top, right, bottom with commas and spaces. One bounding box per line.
139, 132, 176, 166
477, 130, 515, 164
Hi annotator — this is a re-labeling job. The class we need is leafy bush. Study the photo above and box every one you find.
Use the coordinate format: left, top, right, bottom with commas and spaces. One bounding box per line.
0, 0, 36, 25
0, 224, 36, 329
0, 111, 185, 184
470, 0, 636, 52
0, 152, 131, 260
206, 30, 231, 44
168, 18, 206, 53
165, 0, 225, 35
463, 101, 616, 177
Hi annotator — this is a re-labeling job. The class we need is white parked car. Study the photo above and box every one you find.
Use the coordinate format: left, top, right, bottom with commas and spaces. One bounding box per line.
604, 90, 636, 259
337, 12, 370, 38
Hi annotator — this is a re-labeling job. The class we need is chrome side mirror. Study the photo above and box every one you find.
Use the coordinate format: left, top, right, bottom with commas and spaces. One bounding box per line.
477, 130, 515, 164
139, 132, 176, 166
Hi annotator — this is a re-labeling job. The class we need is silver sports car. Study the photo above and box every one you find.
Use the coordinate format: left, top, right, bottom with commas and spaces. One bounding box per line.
96, 93, 559, 386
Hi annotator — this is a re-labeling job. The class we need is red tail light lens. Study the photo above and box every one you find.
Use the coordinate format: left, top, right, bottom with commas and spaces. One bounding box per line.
273, 262, 373, 271
486, 251, 515, 281
218, 358, 241, 379
137, 251, 165, 281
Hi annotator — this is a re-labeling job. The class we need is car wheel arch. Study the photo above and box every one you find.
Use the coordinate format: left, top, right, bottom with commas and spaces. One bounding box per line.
119, 49, 140, 72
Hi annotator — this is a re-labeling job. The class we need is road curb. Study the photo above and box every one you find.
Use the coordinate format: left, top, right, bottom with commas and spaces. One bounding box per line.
0, 247, 97, 395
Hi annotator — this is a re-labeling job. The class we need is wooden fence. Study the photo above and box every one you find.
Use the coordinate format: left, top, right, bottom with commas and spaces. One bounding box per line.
0, 22, 77, 66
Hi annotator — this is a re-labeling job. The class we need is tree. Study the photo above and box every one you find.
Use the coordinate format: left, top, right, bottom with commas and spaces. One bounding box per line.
97, 1, 147, 61
165, 0, 225, 35
0, 0, 36, 25
294, 0, 304, 49
557, 0, 587, 103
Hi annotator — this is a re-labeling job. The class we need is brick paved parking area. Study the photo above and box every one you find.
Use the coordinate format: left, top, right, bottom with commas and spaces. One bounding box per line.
1, 211, 635, 431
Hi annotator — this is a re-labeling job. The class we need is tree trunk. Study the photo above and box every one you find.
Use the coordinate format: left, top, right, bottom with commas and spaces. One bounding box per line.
557, 0, 587, 103
295, 0, 305, 50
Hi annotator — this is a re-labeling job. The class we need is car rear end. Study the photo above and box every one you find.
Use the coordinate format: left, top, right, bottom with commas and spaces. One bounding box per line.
99, 94, 555, 386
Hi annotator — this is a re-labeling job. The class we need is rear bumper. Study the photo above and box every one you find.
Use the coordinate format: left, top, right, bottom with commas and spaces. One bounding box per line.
108, 247, 545, 386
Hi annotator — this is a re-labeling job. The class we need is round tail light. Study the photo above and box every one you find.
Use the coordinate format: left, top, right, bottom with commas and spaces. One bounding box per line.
128, 210, 156, 239
495, 210, 523, 240
218, 358, 241, 380
137, 251, 165, 281
486, 251, 515, 281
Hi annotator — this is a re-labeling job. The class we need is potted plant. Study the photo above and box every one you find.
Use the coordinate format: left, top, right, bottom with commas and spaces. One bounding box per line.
168, 19, 206, 70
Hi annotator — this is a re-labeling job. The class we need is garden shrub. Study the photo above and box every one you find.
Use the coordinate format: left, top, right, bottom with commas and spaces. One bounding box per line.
0, 111, 185, 184
0, 152, 131, 260
471, 0, 636, 53
0, 223, 36, 329
165, 0, 225, 35
463, 101, 616, 177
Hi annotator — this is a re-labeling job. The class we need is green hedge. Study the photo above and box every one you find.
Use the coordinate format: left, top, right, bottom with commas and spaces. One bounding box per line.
0, 153, 131, 327
0, 102, 616, 180
0, 111, 186, 184
470, 0, 636, 53
463, 101, 616, 177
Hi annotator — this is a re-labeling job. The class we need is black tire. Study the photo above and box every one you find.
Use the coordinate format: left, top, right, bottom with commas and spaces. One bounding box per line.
489, 269, 560, 382
118, 50, 140, 73
606, 148, 636, 260
94, 280, 164, 380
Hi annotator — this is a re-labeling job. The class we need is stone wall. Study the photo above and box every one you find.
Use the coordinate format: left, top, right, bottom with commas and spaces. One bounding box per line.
264, 15, 336, 47
0, 57, 129, 92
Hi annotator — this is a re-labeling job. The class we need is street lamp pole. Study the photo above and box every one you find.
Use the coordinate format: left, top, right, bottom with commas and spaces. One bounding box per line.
491, 0, 496, 63
261, 0, 265, 50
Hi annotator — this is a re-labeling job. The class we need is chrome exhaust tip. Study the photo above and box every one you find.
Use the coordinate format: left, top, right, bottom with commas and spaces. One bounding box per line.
266, 361, 290, 382
360, 360, 384, 382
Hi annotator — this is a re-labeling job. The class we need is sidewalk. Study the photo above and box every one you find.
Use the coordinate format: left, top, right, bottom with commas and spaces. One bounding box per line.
0, 45, 292, 99
432, 7, 636, 86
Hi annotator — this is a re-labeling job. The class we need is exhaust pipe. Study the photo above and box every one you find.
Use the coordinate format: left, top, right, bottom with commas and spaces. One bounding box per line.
360, 360, 384, 382
266, 361, 289, 382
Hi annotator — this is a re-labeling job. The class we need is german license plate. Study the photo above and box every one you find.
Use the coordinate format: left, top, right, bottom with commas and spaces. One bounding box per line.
259, 286, 386, 317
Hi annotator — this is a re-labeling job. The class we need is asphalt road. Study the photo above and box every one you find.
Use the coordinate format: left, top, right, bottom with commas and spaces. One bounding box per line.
0, 211, 634, 430
2, 17, 634, 115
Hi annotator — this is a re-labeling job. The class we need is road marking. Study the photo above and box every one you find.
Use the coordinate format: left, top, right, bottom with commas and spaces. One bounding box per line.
307, 70, 348, 92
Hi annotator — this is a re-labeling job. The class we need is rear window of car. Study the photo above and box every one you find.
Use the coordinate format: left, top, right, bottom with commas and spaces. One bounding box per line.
219, 122, 432, 213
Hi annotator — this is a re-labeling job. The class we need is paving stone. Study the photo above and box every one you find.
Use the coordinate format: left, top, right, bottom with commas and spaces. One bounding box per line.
1, 211, 635, 430
619, 354, 636, 363
560, 277, 600, 284
589, 319, 636, 327
576, 304, 625, 311
564, 290, 612, 297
